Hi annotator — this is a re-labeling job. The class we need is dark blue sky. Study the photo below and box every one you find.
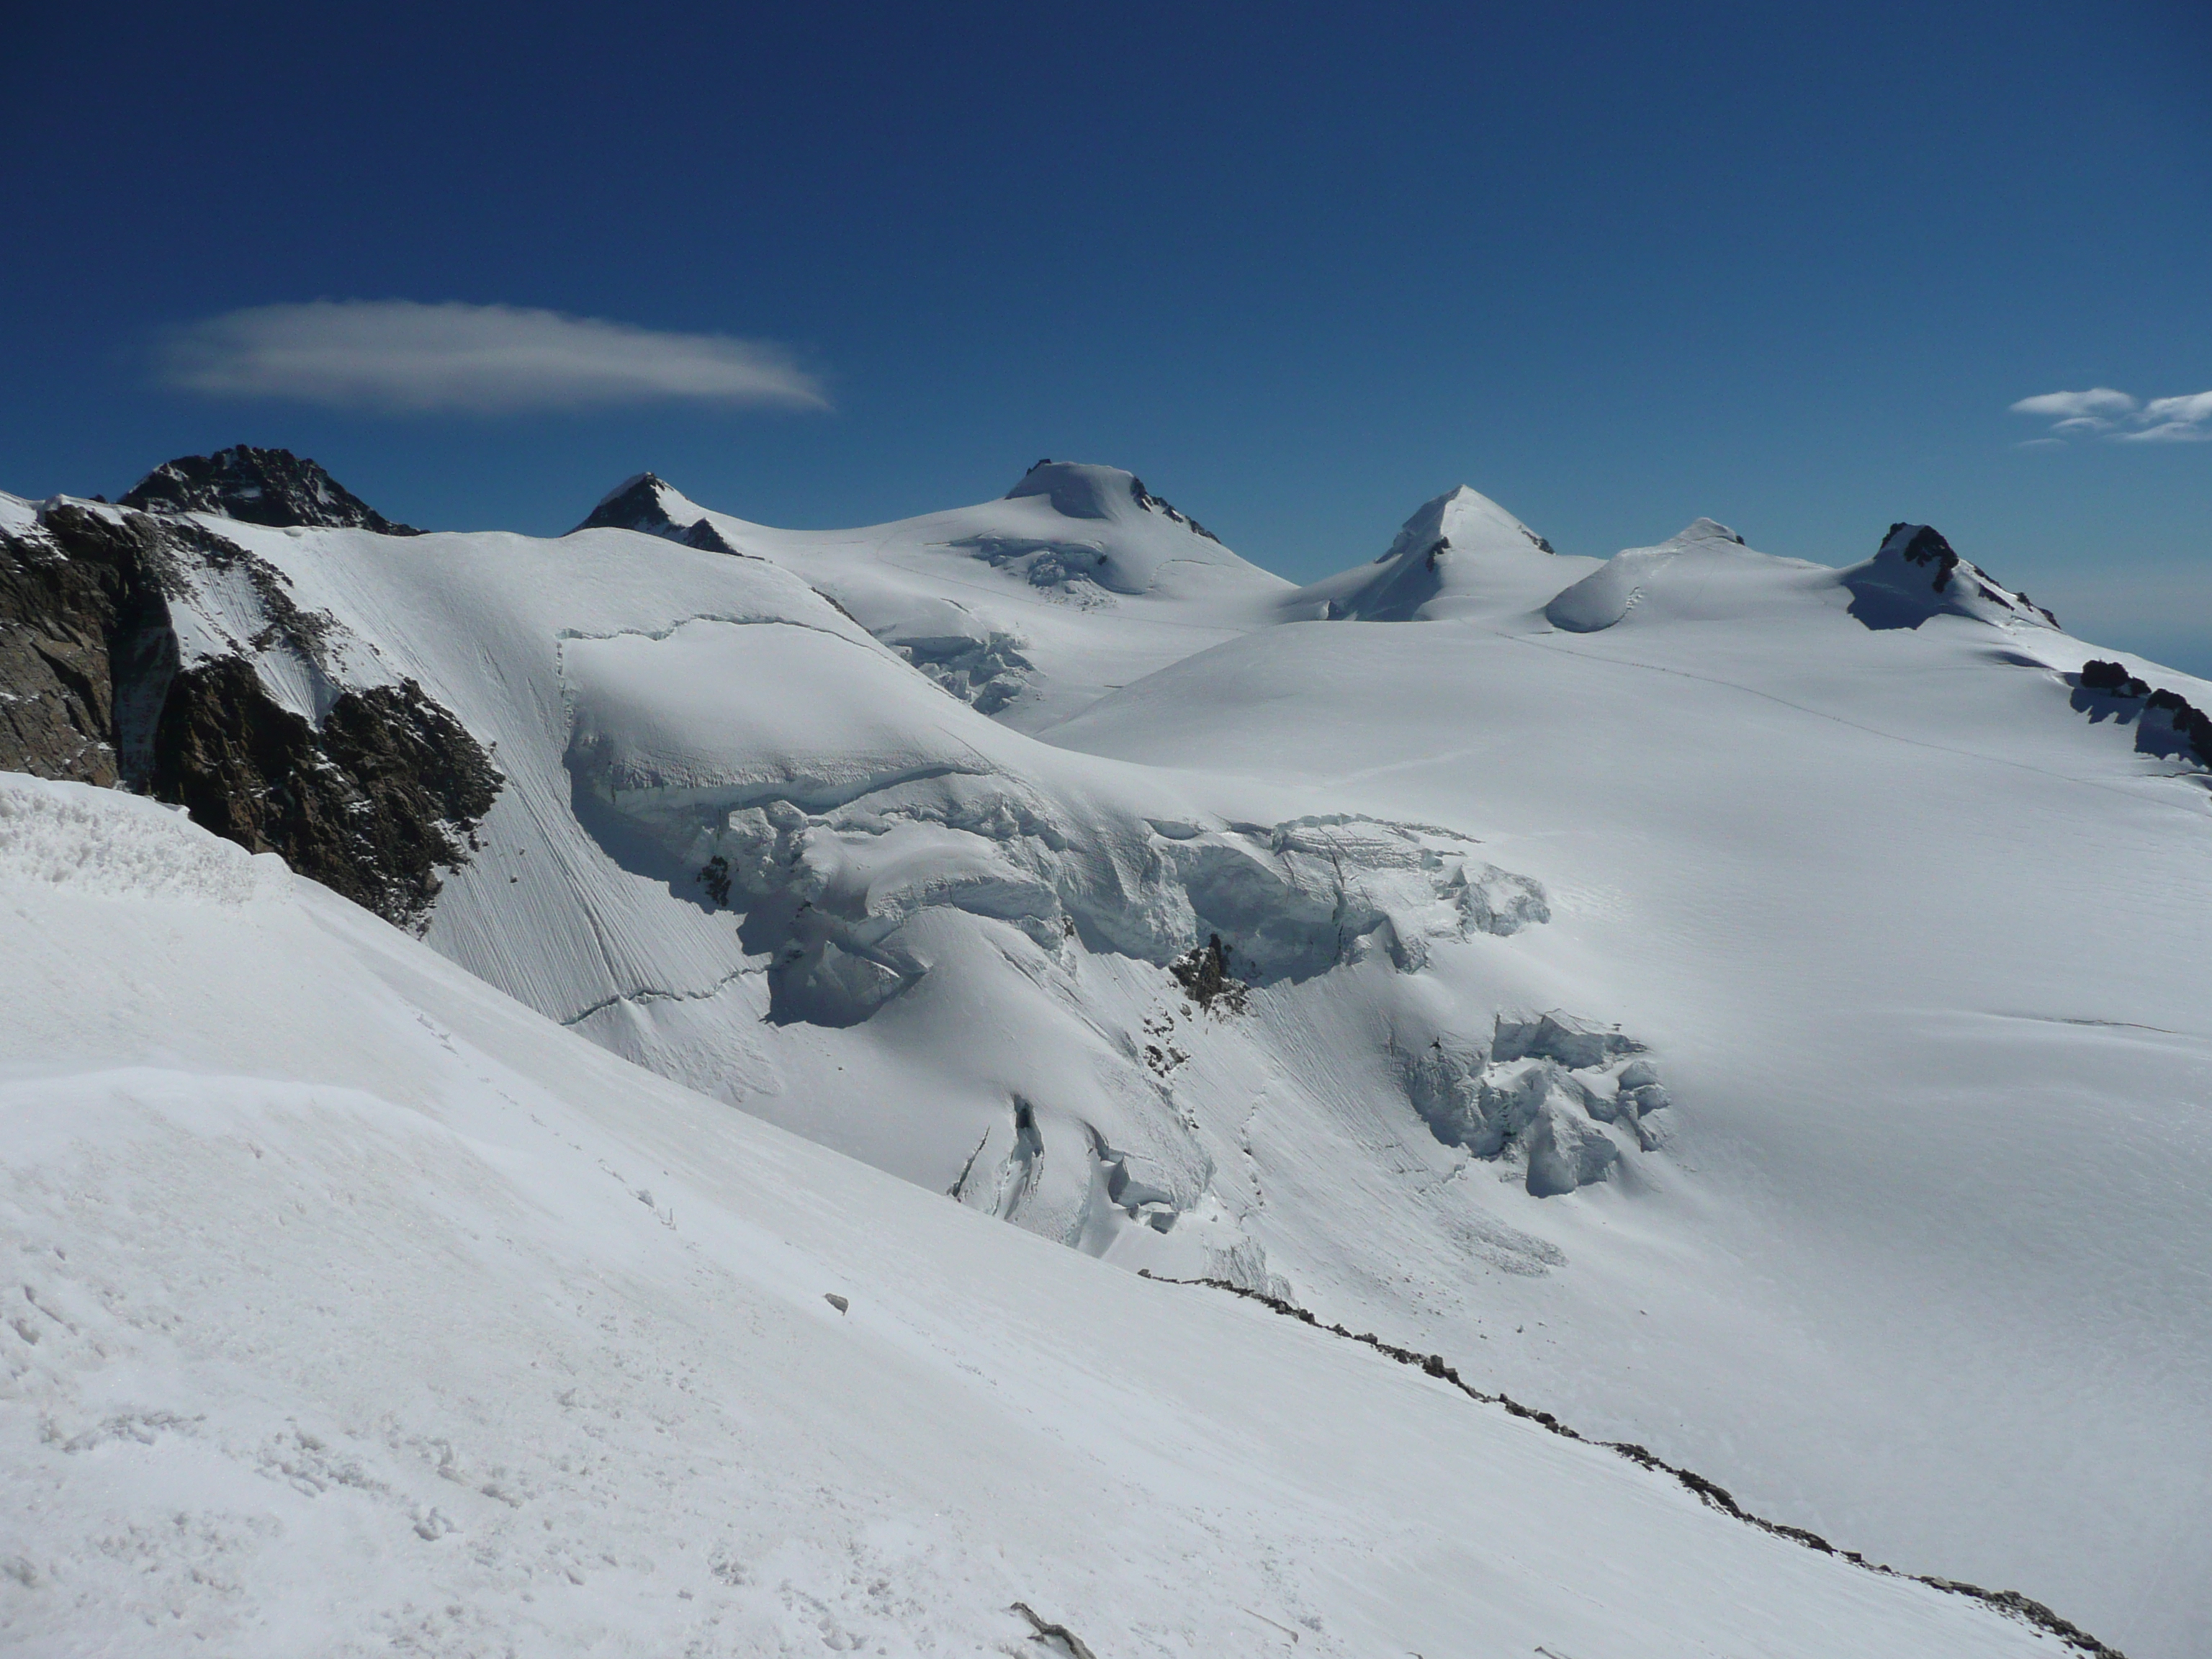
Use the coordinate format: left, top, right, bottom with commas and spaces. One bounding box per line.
6, 1, 2209, 668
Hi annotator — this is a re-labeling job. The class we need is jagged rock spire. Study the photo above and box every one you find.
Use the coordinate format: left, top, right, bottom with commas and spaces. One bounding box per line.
121, 445, 421, 534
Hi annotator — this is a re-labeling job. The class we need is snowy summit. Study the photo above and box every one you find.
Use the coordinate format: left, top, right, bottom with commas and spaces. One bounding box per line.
1287, 483, 1560, 621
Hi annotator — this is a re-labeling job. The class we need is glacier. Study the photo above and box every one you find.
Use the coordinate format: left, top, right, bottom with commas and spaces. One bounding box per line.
3, 446, 2203, 1657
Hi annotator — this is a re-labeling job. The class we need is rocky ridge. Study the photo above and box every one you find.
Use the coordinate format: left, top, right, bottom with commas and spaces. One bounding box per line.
1843, 523, 2059, 631
0, 459, 498, 928
2074, 657, 2212, 769
121, 444, 423, 535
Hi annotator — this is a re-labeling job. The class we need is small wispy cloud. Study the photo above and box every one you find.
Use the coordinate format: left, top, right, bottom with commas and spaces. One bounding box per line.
2010, 388, 2139, 421
161, 300, 829, 414
2010, 385, 2211, 445
2118, 390, 2212, 443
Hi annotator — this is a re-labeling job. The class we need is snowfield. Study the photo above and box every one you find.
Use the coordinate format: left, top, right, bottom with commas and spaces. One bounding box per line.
0, 775, 2071, 1658
1046, 507, 2212, 1659
4, 458, 2206, 1656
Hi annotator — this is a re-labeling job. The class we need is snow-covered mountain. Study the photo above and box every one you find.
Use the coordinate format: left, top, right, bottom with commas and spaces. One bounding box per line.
4, 449, 2203, 1656
575, 459, 1290, 729
1282, 483, 1568, 621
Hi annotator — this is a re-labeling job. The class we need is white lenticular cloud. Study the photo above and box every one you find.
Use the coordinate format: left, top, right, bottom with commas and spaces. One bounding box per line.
2139, 390, 2212, 426
2008, 387, 2138, 420
2113, 390, 2212, 442
161, 300, 829, 413
2010, 385, 2212, 444
2116, 421, 2212, 443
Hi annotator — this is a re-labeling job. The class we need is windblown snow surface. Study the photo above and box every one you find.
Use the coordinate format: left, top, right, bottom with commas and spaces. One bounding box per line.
3, 468, 2206, 1656
0, 776, 2065, 1658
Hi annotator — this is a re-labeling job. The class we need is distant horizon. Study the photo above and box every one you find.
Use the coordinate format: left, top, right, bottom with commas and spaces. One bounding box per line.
30, 433, 2212, 682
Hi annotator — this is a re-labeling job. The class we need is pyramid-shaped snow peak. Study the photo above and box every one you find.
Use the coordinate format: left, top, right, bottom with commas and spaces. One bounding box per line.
571, 472, 739, 553
1388, 485, 1558, 567
1286, 485, 1557, 622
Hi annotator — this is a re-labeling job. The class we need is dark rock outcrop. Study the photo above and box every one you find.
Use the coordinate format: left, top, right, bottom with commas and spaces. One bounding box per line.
0, 498, 498, 930
1886, 522, 1962, 593
1169, 933, 1248, 1012
575, 472, 672, 534
571, 472, 739, 552
1845, 523, 2059, 632
2079, 658, 2149, 698
1127, 474, 1223, 544
2073, 660, 2212, 769
0, 516, 134, 786
121, 446, 421, 535
0, 505, 176, 786
152, 661, 498, 928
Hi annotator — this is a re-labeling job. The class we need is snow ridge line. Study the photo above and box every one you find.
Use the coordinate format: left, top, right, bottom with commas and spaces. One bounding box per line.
1137, 1272, 2126, 1659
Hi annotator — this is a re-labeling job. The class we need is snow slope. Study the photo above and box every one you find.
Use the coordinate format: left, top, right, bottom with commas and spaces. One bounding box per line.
0, 487, 1622, 1297
0, 773, 2069, 1658
4, 463, 2200, 1657
1046, 518, 2212, 1659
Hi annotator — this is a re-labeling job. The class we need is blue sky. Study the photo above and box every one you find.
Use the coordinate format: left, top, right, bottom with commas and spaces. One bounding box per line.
6, 1, 2209, 670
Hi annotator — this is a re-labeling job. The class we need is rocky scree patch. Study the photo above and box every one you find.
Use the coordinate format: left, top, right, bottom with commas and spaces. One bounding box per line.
151, 661, 500, 930
1169, 932, 1247, 1013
